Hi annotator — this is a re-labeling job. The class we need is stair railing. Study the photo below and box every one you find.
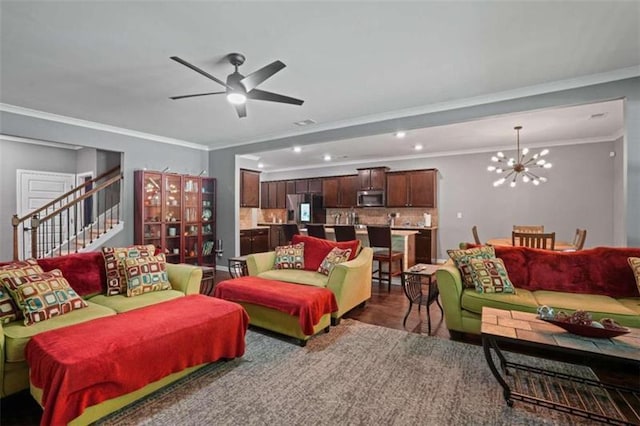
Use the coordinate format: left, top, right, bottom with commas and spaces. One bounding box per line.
12, 166, 123, 260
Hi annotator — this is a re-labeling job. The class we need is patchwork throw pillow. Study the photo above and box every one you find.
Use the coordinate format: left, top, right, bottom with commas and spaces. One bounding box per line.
122, 254, 171, 297
469, 258, 516, 294
447, 246, 496, 288
0, 259, 44, 324
629, 257, 640, 295
317, 247, 352, 276
102, 245, 156, 295
274, 243, 305, 270
1, 269, 87, 326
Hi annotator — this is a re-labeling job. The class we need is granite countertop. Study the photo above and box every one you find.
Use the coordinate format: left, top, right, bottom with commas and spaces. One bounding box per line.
240, 226, 271, 230
324, 227, 419, 236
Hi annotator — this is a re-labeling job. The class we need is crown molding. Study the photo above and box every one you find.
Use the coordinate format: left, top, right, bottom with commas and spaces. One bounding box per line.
0, 133, 83, 150
0, 103, 209, 151
211, 66, 640, 151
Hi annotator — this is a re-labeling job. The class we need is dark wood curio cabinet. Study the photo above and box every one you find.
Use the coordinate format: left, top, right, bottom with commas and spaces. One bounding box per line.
134, 170, 217, 268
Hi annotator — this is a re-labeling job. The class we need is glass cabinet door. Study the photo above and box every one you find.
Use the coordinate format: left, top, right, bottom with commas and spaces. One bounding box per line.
201, 178, 216, 267
142, 172, 162, 247
164, 175, 182, 263
184, 223, 200, 265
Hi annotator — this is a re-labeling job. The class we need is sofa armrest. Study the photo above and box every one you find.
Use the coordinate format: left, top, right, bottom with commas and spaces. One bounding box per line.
326, 247, 373, 317
246, 252, 276, 276
436, 260, 465, 332
166, 263, 202, 295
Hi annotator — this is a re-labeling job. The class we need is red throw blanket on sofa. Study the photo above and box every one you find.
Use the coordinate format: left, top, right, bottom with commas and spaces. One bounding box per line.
26, 295, 249, 426
214, 276, 338, 335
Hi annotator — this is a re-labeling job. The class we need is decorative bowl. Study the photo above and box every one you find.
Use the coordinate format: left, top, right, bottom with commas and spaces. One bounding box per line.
543, 319, 630, 338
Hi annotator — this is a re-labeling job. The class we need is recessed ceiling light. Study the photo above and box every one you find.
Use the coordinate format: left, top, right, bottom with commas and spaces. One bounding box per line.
293, 146, 302, 153
395, 131, 406, 138
323, 154, 331, 161
414, 144, 423, 151
257, 162, 264, 168
294, 119, 316, 126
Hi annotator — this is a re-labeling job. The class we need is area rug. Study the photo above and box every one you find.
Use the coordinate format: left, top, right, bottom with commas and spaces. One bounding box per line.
98, 320, 616, 425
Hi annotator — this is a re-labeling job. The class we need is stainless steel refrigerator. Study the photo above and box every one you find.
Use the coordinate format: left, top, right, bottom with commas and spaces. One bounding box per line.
286, 193, 325, 224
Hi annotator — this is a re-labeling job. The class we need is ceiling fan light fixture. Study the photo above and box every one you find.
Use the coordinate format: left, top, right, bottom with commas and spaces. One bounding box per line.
226, 92, 247, 105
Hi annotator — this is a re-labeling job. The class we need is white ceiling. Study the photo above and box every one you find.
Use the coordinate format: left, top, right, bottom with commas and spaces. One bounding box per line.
0, 1, 638, 155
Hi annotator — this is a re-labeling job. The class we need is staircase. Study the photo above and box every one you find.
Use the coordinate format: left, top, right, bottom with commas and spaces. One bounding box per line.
12, 167, 124, 260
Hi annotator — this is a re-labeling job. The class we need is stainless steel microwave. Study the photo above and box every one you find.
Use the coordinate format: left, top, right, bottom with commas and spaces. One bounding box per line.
357, 190, 385, 207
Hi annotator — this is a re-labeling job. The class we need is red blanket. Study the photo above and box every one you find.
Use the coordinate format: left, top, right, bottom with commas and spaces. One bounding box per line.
214, 277, 338, 335
26, 295, 249, 426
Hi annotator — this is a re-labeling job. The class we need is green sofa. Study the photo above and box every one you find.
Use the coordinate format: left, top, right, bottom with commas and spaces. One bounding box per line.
436, 246, 640, 336
245, 245, 373, 329
0, 251, 203, 424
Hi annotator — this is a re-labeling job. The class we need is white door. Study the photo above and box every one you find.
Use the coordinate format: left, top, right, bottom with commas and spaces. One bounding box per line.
17, 169, 76, 258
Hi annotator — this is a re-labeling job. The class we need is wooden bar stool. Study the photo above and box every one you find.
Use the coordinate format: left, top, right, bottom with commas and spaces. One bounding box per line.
282, 224, 300, 244
366, 225, 403, 293
306, 224, 326, 239
334, 225, 357, 242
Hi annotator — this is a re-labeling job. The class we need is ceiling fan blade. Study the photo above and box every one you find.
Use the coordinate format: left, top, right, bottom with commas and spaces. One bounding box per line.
234, 102, 247, 118
247, 89, 304, 106
240, 60, 286, 92
170, 91, 225, 100
170, 56, 232, 90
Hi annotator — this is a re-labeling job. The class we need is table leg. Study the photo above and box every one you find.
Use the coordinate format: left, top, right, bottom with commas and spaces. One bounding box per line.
482, 335, 513, 406
403, 301, 414, 327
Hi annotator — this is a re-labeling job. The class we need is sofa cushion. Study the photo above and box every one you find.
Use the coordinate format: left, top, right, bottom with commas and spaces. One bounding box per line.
0, 286, 21, 324
257, 270, 329, 288
616, 298, 640, 316
37, 251, 107, 297
461, 288, 538, 315
274, 243, 305, 270
2, 269, 88, 326
318, 247, 352, 276
447, 246, 496, 288
122, 254, 171, 297
525, 247, 640, 297
102, 245, 156, 296
88, 289, 184, 313
2, 301, 115, 362
629, 257, 640, 295
291, 235, 359, 271
469, 258, 515, 294
533, 290, 640, 328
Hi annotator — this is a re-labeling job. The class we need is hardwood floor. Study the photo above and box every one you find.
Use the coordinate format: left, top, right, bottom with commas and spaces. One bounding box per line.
1, 272, 638, 425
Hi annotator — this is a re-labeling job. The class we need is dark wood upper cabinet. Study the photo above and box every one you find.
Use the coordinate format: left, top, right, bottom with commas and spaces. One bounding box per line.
260, 182, 269, 209
286, 181, 296, 195
240, 169, 260, 207
295, 179, 308, 194
268, 182, 278, 208
358, 167, 388, 190
323, 175, 357, 208
276, 181, 287, 209
386, 169, 437, 208
308, 178, 323, 194
260, 180, 287, 209
322, 177, 339, 207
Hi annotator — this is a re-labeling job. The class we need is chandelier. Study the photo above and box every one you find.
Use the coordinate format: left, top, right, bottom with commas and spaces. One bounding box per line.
488, 126, 551, 187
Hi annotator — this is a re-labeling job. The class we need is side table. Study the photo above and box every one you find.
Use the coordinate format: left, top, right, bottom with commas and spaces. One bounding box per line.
199, 266, 216, 296
228, 255, 249, 279
401, 263, 443, 334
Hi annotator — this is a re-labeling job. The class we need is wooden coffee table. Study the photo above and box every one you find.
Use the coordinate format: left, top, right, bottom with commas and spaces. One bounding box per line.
481, 307, 640, 425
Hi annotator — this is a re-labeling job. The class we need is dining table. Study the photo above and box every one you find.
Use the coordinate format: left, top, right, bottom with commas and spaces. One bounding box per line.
486, 238, 575, 251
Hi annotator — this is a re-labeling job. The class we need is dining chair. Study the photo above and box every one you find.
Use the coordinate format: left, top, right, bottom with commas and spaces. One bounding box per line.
472, 225, 481, 245
571, 228, 587, 250
306, 223, 326, 239
334, 225, 357, 242
513, 225, 545, 233
282, 223, 300, 244
367, 226, 404, 292
512, 231, 556, 250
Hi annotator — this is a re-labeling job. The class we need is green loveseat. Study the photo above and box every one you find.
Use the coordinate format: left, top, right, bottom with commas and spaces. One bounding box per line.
436, 246, 640, 336
0, 251, 203, 424
245, 242, 373, 327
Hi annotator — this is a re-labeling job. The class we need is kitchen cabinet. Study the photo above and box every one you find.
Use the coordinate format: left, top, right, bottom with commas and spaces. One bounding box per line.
295, 179, 308, 194
358, 167, 388, 190
414, 228, 437, 264
286, 180, 296, 195
134, 170, 217, 268
308, 178, 323, 193
386, 169, 437, 208
261, 181, 287, 209
239, 228, 270, 256
323, 175, 358, 208
240, 169, 260, 207
266, 224, 286, 250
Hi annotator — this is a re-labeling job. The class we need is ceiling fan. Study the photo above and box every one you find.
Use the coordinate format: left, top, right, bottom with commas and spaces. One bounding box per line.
170, 53, 304, 118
